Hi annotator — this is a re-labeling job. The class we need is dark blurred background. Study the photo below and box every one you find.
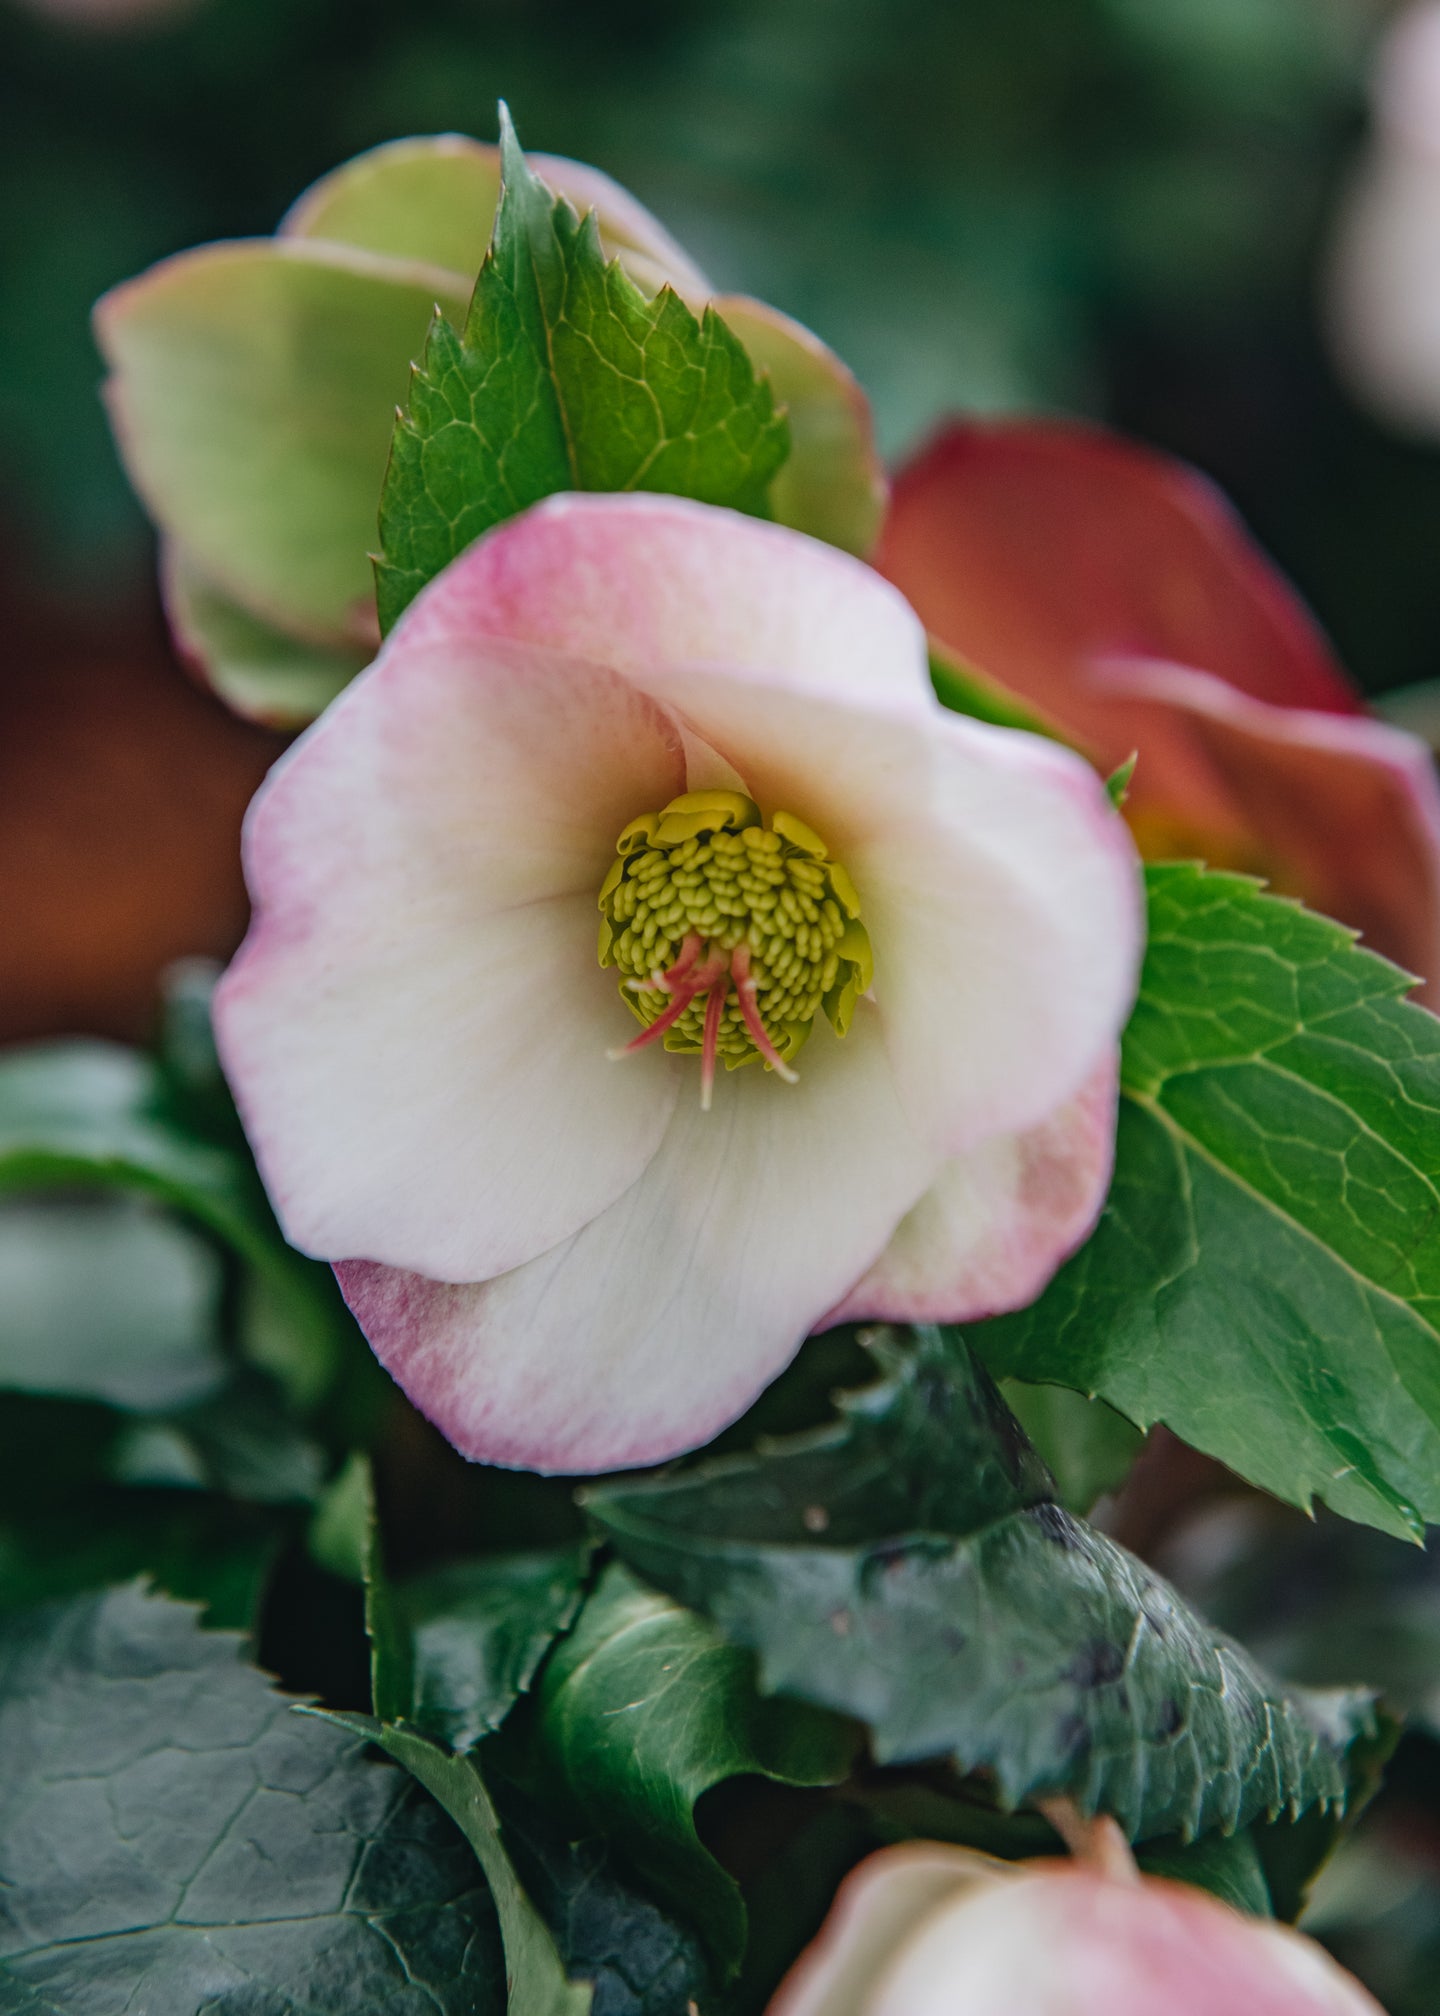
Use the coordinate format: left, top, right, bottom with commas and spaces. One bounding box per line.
2, 0, 1435, 1032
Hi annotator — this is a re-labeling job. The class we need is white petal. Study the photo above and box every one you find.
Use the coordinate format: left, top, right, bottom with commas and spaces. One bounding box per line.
389, 492, 935, 720
831, 1058, 1118, 1325
216, 635, 685, 1280
335, 1006, 939, 1472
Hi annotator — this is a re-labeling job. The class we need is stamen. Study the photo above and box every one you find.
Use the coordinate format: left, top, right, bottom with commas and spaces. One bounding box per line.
606, 947, 726, 1061
597, 791, 871, 1103
699, 978, 727, 1112
731, 943, 800, 1084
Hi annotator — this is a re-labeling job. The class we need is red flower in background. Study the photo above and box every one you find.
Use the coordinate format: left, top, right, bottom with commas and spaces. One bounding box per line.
878, 420, 1440, 1002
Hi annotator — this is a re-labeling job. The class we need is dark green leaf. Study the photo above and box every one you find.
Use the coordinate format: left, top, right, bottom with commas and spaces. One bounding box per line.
532, 1563, 856, 1971
1135, 1828, 1272, 1915
730, 1802, 879, 2013
0, 1584, 503, 2013
847, 1770, 1271, 1913
999, 1381, 1144, 1514
334, 1717, 591, 2016
973, 863, 1440, 1538
153, 957, 246, 1147
363, 1461, 415, 1724
0, 1486, 280, 1630
585, 1328, 1383, 1844
486, 1776, 719, 2016
109, 1369, 327, 1504
846, 1723, 1394, 1926
374, 109, 790, 632
0, 1194, 225, 1412
0, 1038, 351, 1417
403, 1544, 594, 1750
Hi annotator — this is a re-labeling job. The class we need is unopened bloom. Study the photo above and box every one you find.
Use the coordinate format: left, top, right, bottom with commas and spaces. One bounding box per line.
95, 135, 884, 727
770, 1839, 1384, 2016
215, 495, 1140, 1473
879, 419, 1440, 1000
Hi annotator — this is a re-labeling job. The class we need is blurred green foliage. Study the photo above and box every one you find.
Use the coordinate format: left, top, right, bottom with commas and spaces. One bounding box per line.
7, 0, 1440, 696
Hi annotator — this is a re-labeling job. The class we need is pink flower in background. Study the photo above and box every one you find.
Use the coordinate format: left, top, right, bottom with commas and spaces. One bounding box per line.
770, 1839, 1385, 2016
878, 419, 1440, 1002
215, 494, 1140, 1473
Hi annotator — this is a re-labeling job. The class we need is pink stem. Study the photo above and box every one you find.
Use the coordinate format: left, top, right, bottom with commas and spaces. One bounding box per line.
628, 932, 704, 996
731, 943, 799, 1084
609, 947, 727, 1061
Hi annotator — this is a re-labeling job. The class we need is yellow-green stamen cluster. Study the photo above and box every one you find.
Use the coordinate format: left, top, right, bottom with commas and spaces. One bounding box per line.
597, 790, 873, 1073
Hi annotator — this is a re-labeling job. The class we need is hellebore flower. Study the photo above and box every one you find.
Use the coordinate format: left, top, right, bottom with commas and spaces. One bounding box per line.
769, 1839, 1384, 2016
95, 135, 884, 727
215, 495, 1141, 1473
878, 419, 1440, 999
1328, 1, 1440, 440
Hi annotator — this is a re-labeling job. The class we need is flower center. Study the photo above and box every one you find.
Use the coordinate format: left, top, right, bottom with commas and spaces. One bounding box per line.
597, 789, 872, 1108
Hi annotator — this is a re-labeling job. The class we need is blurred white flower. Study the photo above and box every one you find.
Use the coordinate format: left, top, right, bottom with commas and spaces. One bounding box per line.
1329, 1, 1440, 434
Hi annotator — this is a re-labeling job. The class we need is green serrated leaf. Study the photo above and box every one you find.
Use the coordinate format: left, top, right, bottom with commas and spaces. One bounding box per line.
0, 1584, 504, 2011
584, 1328, 1383, 1846
374, 109, 790, 632
532, 1562, 856, 1973
333, 1717, 592, 2016
402, 1545, 594, 1751
973, 862, 1440, 1539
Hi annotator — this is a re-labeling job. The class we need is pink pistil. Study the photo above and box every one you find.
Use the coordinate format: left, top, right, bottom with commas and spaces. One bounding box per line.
699, 978, 727, 1112
624, 932, 703, 996
607, 945, 728, 1062
731, 943, 800, 1084
609, 938, 801, 1107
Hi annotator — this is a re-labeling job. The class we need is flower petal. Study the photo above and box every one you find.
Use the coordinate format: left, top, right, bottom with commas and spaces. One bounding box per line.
388, 492, 935, 720
95, 239, 467, 647
162, 548, 366, 729
335, 1006, 939, 1473
878, 420, 1360, 725
215, 636, 685, 1281
1100, 657, 1440, 1001
713, 295, 888, 557
867, 1869, 1385, 2016
767, 1846, 1011, 2016
281, 132, 712, 296
830, 1056, 1118, 1325
640, 665, 1143, 1152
